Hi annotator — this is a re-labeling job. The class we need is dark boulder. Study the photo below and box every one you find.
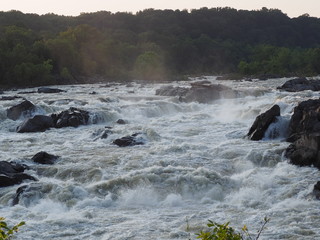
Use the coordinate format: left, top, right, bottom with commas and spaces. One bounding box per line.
12, 184, 43, 206
38, 87, 65, 93
31, 151, 59, 165
285, 136, 320, 168
155, 85, 188, 97
156, 83, 238, 103
6, 100, 36, 120
277, 77, 320, 92
116, 119, 126, 125
287, 99, 320, 142
0, 161, 36, 187
113, 133, 145, 147
12, 185, 28, 205
313, 181, 320, 200
16, 115, 54, 133
247, 105, 281, 141
51, 107, 90, 128
284, 99, 320, 169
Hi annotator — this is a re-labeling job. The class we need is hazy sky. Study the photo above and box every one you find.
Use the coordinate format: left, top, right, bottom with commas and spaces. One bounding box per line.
1, 0, 319, 18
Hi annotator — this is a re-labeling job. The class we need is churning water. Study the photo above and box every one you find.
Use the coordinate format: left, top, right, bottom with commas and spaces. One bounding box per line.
1, 77, 320, 239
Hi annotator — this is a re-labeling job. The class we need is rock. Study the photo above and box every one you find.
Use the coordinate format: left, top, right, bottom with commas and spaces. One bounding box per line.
155, 85, 188, 97
285, 136, 320, 167
113, 133, 145, 147
12, 185, 28, 205
38, 87, 65, 93
247, 105, 281, 141
51, 107, 90, 128
257, 74, 281, 80
116, 119, 126, 125
31, 151, 59, 165
313, 181, 320, 200
277, 77, 320, 92
6, 100, 36, 120
0, 161, 36, 187
287, 99, 320, 142
16, 115, 54, 133
18, 91, 37, 94
0, 96, 24, 101
12, 183, 43, 206
155, 83, 238, 103
284, 99, 320, 168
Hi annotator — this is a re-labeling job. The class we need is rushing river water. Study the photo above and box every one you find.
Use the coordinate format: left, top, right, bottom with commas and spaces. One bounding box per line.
1, 77, 320, 240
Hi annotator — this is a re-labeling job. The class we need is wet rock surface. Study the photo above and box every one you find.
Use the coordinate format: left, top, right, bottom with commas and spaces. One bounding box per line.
247, 105, 281, 141
31, 152, 59, 165
277, 77, 320, 92
7, 100, 36, 120
0, 161, 36, 187
113, 133, 145, 147
17, 115, 54, 133
38, 87, 65, 93
51, 107, 90, 128
156, 82, 239, 103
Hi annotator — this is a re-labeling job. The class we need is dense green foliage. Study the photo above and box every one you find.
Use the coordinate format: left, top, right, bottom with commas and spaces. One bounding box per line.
0, 218, 25, 240
0, 8, 319, 87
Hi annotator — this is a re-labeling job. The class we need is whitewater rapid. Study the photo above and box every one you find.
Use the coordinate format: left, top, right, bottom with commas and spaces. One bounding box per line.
1, 77, 320, 239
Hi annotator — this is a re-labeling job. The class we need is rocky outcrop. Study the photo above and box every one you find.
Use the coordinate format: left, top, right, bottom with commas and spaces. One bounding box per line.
247, 105, 281, 141
284, 99, 320, 169
155, 82, 238, 103
113, 133, 145, 147
277, 77, 320, 92
17, 107, 91, 133
32, 152, 59, 165
51, 107, 90, 128
17, 115, 54, 133
287, 99, 320, 142
38, 87, 65, 93
0, 161, 36, 187
6, 100, 36, 120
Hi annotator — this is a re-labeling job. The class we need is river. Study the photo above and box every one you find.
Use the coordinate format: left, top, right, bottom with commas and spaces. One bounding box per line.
1, 77, 320, 239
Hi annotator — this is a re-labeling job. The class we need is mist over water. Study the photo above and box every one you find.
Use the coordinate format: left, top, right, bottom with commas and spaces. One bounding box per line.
1, 77, 320, 239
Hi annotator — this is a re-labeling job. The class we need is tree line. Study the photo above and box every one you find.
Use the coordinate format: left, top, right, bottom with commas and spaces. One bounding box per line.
0, 7, 319, 87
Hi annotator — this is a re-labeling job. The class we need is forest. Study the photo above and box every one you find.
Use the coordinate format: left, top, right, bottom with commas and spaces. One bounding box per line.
0, 7, 320, 87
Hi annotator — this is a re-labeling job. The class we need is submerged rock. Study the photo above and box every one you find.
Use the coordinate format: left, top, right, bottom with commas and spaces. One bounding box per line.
31, 151, 59, 165
6, 100, 36, 120
155, 83, 238, 103
17, 115, 54, 133
0, 96, 25, 101
113, 133, 145, 147
277, 77, 320, 92
0, 161, 36, 187
313, 181, 320, 200
247, 105, 281, 141
116, 119, 127, 125
12, 183, 44, 206
38, 87, 65, 94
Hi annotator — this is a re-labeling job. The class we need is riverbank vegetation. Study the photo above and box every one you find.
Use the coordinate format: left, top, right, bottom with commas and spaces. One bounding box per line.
0, 7, 319, 87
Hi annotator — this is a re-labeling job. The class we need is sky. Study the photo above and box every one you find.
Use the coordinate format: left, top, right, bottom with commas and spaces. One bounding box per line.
1, 0, 319, 18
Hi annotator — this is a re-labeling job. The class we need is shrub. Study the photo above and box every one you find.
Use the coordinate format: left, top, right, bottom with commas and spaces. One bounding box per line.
0, 218, 25, 240
196, 217, 270, 240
